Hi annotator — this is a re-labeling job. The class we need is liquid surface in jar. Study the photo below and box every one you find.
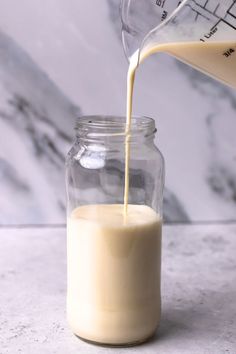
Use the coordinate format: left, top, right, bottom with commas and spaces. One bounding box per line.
67, 204, 162, 345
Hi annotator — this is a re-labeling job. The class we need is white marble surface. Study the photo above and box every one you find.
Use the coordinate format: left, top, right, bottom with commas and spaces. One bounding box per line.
0, 0, 235, 224
1, 224, 236, 353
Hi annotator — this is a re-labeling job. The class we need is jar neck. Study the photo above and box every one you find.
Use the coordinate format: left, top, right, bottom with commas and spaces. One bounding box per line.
75, 115, 157, 145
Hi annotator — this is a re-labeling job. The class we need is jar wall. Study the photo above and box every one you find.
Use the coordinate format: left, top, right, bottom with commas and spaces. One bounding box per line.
66, 118, 164, 216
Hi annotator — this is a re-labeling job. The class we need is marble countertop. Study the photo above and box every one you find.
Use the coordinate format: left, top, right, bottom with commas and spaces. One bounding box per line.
1, 223, 236, 354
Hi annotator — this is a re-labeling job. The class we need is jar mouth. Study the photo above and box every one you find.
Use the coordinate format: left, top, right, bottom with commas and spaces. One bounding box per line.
75, 115, 156, 140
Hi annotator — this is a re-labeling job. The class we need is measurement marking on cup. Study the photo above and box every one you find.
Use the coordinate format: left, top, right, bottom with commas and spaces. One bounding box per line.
197, 0, 236, 25
187, 3, 210, 21
227, 0, 236, 20
227, 0, 236, 13
213, 3, 220, 15
222, 18, 236, 30
211, 17, 236, 32
228, 12, 236, 20
195, 0, 236, 33
191, 0, 223, 25
223, 48, 235, 58
193, 0, 220, 18
211, 18, 221, 31
155, 0, 167, 8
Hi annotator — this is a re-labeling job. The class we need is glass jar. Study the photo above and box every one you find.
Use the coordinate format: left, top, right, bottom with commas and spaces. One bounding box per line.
66, 115, 165, 346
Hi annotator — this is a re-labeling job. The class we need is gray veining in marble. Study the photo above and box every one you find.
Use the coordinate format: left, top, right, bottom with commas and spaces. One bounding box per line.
1, 224, 236, 353
0, 30, 79, 224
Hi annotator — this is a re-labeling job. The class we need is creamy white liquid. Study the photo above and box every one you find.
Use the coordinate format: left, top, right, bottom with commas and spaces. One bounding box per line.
142, 41, 236, 88
124, 41, 236, 211
67, 204, 162, 345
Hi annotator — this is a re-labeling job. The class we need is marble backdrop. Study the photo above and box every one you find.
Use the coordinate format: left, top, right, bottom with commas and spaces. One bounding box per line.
0, 0, 235, 224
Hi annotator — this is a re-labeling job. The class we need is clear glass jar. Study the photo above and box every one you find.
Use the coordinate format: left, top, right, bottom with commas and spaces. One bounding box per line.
66, 115, 165, 346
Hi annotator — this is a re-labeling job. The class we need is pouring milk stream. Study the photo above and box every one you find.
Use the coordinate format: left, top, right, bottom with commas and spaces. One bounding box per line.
123, 0, 236, 213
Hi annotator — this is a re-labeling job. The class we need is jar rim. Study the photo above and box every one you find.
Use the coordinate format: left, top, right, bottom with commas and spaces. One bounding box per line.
75, 115, 156, 139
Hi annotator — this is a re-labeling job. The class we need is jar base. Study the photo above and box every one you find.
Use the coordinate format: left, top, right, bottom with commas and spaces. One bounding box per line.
74, 331, 157, 348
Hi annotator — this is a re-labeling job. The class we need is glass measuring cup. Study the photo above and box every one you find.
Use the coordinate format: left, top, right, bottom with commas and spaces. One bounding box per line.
121, 0, 236, 88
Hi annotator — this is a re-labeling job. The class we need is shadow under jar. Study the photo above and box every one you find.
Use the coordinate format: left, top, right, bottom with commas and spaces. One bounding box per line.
66, 116, 165, 346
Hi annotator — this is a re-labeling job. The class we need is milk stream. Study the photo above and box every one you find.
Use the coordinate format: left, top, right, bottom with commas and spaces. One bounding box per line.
124, 40, 236, 214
